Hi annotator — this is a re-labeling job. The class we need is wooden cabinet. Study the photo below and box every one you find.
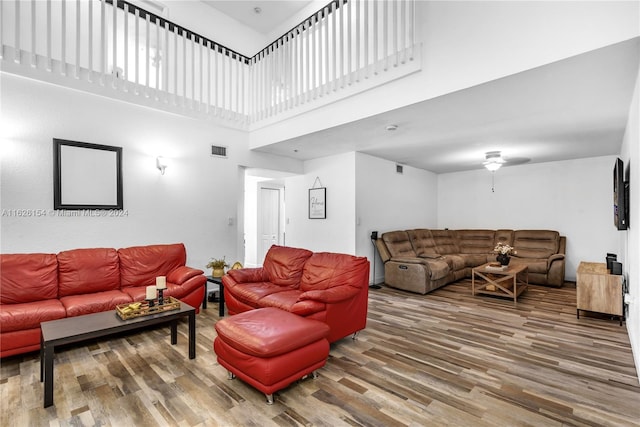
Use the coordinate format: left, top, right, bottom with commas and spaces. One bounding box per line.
576, 262, 624, 324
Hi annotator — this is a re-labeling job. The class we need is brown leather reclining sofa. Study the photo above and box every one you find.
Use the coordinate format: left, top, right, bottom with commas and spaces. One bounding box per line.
375, 229, 566, 294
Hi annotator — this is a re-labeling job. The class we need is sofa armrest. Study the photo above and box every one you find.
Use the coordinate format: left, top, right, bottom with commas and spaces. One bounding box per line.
226, 267, 268, 283
298, 285, 360, 304
167, 266, 204, 285
547, 253, 565, 269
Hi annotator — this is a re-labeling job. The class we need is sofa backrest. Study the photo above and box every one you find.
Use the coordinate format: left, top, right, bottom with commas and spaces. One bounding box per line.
300, 252, 369, 291
0, 253, 58, 303
263, 245, 313, 287
407, 229, 439, 257
58, 248, 120, 297
429, 230, 459, 255
456, 229, 496, 254
494, 229, 514, 247
381, 231, 416, 258
119, 243, 186, 288
513, 230, 560, 258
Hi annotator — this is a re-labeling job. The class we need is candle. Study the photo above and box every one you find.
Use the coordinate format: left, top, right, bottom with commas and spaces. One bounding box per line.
146, 285, 157, 300
155, 276, 167, 290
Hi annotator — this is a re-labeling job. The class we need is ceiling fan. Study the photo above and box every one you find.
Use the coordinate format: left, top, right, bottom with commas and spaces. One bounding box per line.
483, 151, 530, 171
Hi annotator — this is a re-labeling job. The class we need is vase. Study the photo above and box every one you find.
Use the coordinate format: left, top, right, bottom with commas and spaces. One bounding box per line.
212, 268, 225, 278
496, 254, 511, 266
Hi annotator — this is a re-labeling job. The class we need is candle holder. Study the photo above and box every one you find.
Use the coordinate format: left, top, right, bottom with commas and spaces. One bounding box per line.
158, 289, 164, 305
146, 298, 155, 308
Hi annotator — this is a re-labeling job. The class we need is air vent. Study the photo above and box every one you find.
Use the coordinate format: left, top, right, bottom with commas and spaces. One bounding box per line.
211, 145, 227, 158
396, 164, 403, 174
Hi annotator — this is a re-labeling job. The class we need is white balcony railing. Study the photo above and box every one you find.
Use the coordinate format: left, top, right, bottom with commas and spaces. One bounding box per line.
0, 0, 417, 127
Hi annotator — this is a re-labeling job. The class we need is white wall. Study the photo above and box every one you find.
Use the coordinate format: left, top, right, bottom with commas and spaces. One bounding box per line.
355, 153, 438, 284
620, 65, 640, 380
0, 73, 302, 270
437, 156, 621, 281
250, 1, 640, 147
284, 152, 356, 253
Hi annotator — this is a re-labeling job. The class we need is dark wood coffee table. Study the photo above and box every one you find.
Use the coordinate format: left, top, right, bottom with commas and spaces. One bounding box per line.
40, 302, 195, 408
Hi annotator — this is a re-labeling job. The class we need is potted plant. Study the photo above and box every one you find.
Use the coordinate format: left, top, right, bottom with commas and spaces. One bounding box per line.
493, 243, 516, 266
206, 257, 228, 277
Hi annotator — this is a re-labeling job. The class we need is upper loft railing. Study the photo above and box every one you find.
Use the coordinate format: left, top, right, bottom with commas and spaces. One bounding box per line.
0, 0, 418, 128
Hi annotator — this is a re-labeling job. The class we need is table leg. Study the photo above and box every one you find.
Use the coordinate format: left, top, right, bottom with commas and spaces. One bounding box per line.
40, 332, 44, 382
219, 282, 225, 317
471, 271, 475, 296
43, 343, 54, 408
171, 320, 178, 345
202, 281, 208, 309
188, 311, 196, 359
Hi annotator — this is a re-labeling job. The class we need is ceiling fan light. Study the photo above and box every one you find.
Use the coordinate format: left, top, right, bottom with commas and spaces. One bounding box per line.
485, 162, 502, 172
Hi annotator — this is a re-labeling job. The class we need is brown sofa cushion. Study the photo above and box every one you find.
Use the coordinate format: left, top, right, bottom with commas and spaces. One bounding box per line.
382, 231, 416, 258
513, 230, 559, 259
456, 229, 495, 254
407, 229, 439, 257
430, 230, 459, 254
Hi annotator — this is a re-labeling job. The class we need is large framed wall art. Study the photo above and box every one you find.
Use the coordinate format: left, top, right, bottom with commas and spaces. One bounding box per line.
53, 139, 123, 210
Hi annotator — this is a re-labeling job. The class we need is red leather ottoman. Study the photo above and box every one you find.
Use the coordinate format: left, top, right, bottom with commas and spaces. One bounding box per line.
213, 307, 330, 404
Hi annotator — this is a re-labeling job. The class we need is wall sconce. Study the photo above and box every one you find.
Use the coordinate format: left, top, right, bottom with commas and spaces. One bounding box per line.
156, 156, 168, 175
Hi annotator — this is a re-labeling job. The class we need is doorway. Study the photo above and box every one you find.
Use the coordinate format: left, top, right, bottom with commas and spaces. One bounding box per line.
257, 185, 284, 265
243, 169, 289, 268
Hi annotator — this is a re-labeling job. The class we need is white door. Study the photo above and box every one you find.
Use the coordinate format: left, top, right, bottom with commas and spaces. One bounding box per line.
258, 187, 281, 265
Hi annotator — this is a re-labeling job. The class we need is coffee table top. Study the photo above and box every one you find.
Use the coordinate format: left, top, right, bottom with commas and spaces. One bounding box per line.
474, 262, 528, 275
41, 302, 195, 344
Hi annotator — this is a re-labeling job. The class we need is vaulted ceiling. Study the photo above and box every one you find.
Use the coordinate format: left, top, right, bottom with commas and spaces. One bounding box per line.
199, 1, 639, 173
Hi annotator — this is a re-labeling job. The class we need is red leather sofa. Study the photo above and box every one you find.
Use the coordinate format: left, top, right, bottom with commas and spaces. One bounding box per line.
222, 245, 370, 343
0, 243, 205, 358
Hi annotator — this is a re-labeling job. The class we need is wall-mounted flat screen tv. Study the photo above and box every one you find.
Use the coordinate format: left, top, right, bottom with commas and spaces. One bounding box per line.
614, 157, 628, 230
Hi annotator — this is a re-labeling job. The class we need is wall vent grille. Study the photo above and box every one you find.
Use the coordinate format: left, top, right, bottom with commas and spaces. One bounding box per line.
211, 145, 228, 158
396, 164, 404, 174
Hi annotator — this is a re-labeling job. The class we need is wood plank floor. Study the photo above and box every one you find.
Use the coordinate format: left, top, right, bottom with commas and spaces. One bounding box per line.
1, 281, 639, 426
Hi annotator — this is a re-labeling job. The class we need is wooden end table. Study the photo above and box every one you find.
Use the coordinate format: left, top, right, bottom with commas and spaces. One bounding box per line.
40, 302, 195, 408
472, 263, 529, 303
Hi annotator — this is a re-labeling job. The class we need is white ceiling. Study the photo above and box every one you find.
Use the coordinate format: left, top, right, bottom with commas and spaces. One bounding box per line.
199, 1, 640, 174
200, 0, 314, 35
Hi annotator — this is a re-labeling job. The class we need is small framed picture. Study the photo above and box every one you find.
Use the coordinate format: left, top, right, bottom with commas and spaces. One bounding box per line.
308, 187, 326, 219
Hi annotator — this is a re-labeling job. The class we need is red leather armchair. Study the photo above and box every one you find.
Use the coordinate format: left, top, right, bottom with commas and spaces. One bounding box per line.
0, 243, 205, 358
223, 245, 370, 343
